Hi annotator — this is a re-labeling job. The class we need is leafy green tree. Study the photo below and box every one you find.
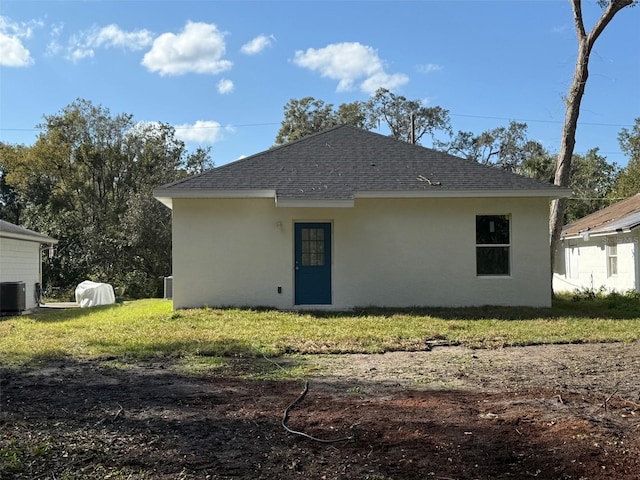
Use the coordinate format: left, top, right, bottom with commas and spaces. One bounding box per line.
0, 143, 25, 223
366, 88, 451, 145
275, 91, 451, 147
565, 149, 619, 223
519, 144, 619, 224
336, 101, 371, 129
611, 118, 640, 198
275, 97, 374, 145
3, 99, 211, 298
275, 97, 341, 145
549, 0, 635, 275
440, 121, 543, 173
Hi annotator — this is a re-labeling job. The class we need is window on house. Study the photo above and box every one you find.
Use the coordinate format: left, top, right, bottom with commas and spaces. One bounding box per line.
607, 241, 618, 277
476, 215, 510, 276
567, 240, 579, 279
301, 227, 325, 266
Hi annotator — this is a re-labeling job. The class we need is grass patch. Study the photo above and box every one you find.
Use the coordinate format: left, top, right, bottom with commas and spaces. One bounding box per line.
0, 295, 638, 366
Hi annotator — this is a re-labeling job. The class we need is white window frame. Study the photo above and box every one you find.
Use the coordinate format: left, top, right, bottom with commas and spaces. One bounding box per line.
475, 214, 511, 277
606, 240, 618, 277
566, 240, 579, 279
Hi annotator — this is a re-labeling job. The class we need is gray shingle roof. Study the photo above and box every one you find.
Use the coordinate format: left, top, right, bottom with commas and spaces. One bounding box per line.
0, 220, 58, 244
157, 125, 567, 201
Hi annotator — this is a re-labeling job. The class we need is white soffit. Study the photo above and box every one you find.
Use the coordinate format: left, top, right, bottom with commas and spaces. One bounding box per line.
275, 198, 355, 208
153, 189, 276, 208
355, 188, 571, 199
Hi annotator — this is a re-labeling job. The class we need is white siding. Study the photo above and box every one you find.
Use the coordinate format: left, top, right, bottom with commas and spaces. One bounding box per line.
171, 196, 553, 309
553, 232, 639, 293
0, 237, 41, 311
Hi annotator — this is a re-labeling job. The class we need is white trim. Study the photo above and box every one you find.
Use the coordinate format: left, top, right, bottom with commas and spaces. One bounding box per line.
0, 231, 58, 245
276, 198, 354, 208
154, 186, 570, 209
475, 214, 512, 277
355, 188, 571, 199
606, 241, 618, 277
153, 188, 276, 208
562, 228, 633, 241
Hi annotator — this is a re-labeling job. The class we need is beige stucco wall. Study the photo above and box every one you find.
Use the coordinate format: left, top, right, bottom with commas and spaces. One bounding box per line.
553, 232, 639, 293
0, 237, 41, 311
171, 196, 553, 309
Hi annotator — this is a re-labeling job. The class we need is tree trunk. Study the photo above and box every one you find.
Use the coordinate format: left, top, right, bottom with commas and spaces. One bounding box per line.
549, 0, 634, 284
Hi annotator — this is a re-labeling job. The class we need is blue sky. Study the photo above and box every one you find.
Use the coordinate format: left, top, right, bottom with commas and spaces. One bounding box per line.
1, 0, 638, 168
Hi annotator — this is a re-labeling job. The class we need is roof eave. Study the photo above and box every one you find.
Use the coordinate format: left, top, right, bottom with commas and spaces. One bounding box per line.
355, 188, 571, 199
153, 188, 277, 209
0, 231, 59, 244
562, 225, 638, 240
152, 186, 571, 209
276, 198, 355, 208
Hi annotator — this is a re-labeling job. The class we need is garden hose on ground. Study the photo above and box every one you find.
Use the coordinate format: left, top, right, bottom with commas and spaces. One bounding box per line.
282, 380, 358, 444
261, 352, 357, 443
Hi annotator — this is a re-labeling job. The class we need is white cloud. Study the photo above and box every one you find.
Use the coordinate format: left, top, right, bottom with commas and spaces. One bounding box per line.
0, 16, 40, 67
293, 42, 408, 94
418, 63, 443, 74
217, 78, 234, 94
66, 24, 153, 62
45, 23, 64, 56
0, 33, 34, 66
174, 120, 229, 144
241, 34, 274, 55
129, 119, 229, 145
91, 24, 153, 49
142, 21, 232, 76
360, 71, 410, 94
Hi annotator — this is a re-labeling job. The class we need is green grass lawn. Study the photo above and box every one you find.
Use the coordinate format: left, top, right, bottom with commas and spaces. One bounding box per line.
0, 294, 638, 366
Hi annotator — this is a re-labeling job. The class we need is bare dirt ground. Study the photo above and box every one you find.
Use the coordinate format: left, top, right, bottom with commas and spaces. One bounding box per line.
1, 342, 640, 479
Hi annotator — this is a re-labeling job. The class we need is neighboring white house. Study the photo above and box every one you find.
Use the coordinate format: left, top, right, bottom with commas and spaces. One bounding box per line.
154, 126, 569, 310
0, 220, 58, 313
553, 194, 640, 294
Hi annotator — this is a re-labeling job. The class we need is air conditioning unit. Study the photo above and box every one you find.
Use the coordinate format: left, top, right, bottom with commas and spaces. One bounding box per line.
0, 281, 26, 315
163, 276, 173, 299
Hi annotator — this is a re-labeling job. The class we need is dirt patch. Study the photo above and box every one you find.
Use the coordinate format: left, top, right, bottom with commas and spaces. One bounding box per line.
1, 343, 639, 479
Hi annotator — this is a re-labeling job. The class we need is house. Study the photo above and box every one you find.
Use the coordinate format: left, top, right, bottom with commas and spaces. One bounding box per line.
154, 125, 569, 310
0, 220, 58, 313
553, 194, 640, 293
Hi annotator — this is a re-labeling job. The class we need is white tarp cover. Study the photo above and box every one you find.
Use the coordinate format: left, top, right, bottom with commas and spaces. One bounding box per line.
75, 280, 115, 308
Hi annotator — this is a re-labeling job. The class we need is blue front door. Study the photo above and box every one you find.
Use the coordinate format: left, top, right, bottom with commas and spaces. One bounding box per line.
295, 222, 332, 305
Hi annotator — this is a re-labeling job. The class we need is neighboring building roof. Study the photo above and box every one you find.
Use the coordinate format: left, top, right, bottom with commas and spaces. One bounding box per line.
0, 220, 59, 244
154, 125, 570, 207
562, 194, 640, 238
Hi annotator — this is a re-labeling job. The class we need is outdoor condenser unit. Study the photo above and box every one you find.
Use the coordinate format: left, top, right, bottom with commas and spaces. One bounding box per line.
0, 281, 26, 315
163, 276, 173, 300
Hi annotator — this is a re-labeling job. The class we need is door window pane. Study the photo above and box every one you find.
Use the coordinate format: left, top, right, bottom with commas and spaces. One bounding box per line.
301, 228, 325, 266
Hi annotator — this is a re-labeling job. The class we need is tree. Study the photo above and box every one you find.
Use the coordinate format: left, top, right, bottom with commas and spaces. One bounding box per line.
275, 92, 451, 147
522, 147, 619, 224
366, 88, 451, 145
275, 97, 340, 145
274, 97, 372, 145
549, 0, 635, 276
611, 118, 640, 198
441, 121, 544, 173
0, 143, 25, 223
3, 99, 211, 298
336, 101, 371, 129
565, 149, 619, 222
